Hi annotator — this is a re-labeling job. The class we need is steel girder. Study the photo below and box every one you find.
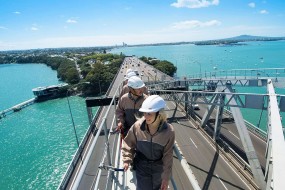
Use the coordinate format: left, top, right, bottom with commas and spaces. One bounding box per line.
265, 79, 285, 190
224, 85, 266, 190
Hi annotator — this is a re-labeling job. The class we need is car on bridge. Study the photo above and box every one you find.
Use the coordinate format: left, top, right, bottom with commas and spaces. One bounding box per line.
193, 104, 200, 110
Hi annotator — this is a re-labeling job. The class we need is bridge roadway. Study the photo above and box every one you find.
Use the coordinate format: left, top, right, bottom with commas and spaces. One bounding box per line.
66, 56, 258, 190
194, 102, 266, 170
165, 100, 255, 189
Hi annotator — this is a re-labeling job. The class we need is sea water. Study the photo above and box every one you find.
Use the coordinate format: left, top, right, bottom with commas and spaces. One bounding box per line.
0, 64, 91, 189
111, 41, 285, 77
1, 41, 285, 189
110, 40, 285, 131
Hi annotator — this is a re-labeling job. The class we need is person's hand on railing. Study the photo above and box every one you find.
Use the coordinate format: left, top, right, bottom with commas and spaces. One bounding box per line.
160, 179, 169, 190
110, 122, 123, 134
123, 163, 129, 172
117, 121, 123, 130
98, 164, 124, 172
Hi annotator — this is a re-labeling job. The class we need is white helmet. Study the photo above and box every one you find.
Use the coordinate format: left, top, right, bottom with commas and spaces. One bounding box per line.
127, 76, 145, 89
124, 71, 136, 80
139, 95, 166, 113
126, 68, 133, 74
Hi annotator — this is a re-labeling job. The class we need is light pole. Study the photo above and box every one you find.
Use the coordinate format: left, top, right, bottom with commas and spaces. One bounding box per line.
175, 61, 178, 79
195, 61, 202, 79
199, 62, 202, 78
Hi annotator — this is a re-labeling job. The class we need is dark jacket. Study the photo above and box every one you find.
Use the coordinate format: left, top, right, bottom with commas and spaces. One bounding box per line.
116, 93, 148, 130
122, 118, 175, 189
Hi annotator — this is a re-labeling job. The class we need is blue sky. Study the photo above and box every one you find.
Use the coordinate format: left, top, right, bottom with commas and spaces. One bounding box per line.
1, 0, 285, 51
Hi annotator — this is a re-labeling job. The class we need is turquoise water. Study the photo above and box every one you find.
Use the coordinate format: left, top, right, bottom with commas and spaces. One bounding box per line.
0, 64, 62, 110
0, 64, 91, 189
110, 41, 285, 131
111, 41, 285, 77
1, 41, 285, 189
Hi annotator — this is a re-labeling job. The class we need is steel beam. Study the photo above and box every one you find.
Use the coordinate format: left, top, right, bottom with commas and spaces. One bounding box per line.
225, 85, 266, 190
200, 94, 219, 128
214, 94, 225, 141
265, 79, 285, 190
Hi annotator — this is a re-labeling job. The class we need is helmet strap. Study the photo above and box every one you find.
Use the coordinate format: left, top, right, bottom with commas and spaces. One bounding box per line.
150, 112, 159, 124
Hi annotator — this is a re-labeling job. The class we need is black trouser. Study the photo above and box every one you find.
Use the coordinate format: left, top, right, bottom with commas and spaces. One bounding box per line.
135, 153, 163, 190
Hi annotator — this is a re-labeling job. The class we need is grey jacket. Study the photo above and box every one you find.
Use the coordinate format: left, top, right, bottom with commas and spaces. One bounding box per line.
116, 93, 148, 129
122, 117, 175, 181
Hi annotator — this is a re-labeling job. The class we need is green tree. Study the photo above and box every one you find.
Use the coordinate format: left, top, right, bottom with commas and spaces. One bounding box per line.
154, 60, 177, 76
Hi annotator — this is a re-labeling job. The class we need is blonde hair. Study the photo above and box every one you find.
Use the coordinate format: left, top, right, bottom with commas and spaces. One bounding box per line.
150, 109, 167, 127
158, 109, 167, 122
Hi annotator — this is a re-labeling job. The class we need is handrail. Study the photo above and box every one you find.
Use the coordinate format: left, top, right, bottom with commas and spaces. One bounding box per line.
70, 87, 120, 190
94, 107, 118, 190
58, 59, 124, 190
57, 106, 103, 190
187, 68, 285, 80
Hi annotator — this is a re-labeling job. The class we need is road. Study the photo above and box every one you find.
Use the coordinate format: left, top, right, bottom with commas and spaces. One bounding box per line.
195, 103, 267, 170
164, 100, 254, 189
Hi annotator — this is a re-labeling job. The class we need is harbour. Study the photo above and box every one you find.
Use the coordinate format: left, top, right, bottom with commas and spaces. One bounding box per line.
1, 41, 285, 189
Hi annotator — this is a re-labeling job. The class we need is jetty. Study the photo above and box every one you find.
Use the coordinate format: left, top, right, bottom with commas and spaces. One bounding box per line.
0, 98, 35, 119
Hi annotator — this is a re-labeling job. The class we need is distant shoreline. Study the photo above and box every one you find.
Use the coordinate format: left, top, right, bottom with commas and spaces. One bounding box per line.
1, 35, 285, 53
126, 35, 285, 47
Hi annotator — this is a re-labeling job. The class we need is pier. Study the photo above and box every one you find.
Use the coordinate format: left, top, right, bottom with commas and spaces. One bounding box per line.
0, 98, 35, 118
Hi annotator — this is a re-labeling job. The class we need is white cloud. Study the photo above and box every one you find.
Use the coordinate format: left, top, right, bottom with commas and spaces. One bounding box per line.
172, 20, 221, 30
248, 3, 255, 8
13, 11, 21, 14
66, 19, 77, 23
171, 0, 219, 9
31, 27, 39, 31
260, 10, 269, 14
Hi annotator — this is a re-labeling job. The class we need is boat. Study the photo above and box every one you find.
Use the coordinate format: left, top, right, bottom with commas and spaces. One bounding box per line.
32, 83, 69, 102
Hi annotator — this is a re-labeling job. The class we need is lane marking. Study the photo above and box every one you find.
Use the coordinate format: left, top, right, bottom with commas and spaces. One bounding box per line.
197, 129, 252, 190
248, 130, 267, 145
228, 130, 240, 140
157, 96, 254, 189
189, 138, 198, 148
216, 174, 229, 190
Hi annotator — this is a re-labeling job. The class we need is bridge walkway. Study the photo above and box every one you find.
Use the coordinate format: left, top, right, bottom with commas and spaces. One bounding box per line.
60, 56, 263, 190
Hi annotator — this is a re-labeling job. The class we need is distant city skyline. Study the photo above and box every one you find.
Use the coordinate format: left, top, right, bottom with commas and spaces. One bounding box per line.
1, 0, 285, 51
